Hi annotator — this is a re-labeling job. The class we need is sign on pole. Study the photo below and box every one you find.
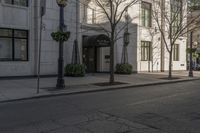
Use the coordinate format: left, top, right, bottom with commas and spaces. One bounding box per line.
37, 0, 46, 94
40, 0, 46, 17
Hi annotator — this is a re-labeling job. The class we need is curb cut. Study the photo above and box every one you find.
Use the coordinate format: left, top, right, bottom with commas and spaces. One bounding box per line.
0, 77, 199, 104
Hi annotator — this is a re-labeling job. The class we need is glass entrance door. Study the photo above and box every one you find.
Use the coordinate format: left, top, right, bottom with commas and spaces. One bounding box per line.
83, 47, 96, 73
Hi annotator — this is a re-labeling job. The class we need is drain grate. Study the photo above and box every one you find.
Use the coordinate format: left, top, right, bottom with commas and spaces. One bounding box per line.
92, 82, 128, 86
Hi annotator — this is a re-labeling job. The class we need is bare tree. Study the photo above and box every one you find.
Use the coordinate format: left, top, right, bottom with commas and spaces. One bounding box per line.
146, 27, 160, 72
152, 0, 200, 79
91, 0, 139, 84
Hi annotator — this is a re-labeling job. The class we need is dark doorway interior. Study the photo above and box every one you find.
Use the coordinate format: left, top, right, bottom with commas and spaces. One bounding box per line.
83, 47, 96, 73
82, 34, 110, 73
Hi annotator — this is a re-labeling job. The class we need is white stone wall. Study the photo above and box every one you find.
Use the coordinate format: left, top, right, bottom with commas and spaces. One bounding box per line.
80, 1, 139, 72
162, 0, 187, 71
0, 0, 188, 77
163, 38, 187, 71
137, 0, 187, 72
34, 0, 79, 75
0, 0, 79, 77
0, 0, 33, 77
80, 0, 187, 72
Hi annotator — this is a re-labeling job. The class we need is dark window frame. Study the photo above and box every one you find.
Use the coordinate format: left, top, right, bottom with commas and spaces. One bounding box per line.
4, 0, 28, 7
92, 9, 96, 24
83, 4, 87, 23
141, 1, 152, 28
170, 0, 183, 35
173, 44, 180, 61
0, 28, 29, 61
141, 41, 152, 61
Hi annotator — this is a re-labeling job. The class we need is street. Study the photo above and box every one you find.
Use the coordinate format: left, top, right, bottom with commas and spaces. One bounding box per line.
0, 80, 200, 133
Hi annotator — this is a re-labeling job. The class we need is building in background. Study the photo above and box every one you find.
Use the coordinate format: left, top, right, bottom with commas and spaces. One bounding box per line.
186, 0, 200, 70
0, 0, 187, 77
80, 0, 187, 73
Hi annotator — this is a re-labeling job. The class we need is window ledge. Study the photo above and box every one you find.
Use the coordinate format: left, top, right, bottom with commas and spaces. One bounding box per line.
140, 25, 153, 29
0, 60, 29, 62
81, 23, 103, 30
1, 2, 28, 10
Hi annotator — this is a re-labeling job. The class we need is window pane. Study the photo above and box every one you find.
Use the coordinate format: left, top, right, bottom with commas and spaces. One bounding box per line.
171, 0, 182, 35
0, 29, 12, 37
4, 0, 12, 4
0, 38, 12, 61
173, 44, 179, 61
14, 39, 27, 61
141, 2, 151, 27
14, 30, 28, 38
141, 41, 152, 61
141, 9, 145, 26
144, 46, 148, 60
14, 0, 27, 6
4, 0, 27, 6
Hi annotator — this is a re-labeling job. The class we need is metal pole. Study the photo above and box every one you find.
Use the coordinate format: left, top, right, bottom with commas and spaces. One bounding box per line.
189, 31, 194, 77
37, 0, 46, 93
160, 0, 165, 72
75, 0, 80, 64
37, 14, 43, 94
56, 6, 65, 89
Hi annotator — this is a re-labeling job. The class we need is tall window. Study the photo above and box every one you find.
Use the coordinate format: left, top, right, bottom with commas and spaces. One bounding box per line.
4, 0, 28, 7
171, 0, 182, 35
82, 4, 88, 23
82, 3, 96, 24
87, 8, 96, 24
141, 41, 152, 61
0, 28, 28, 61
141, 1, 152, 27
173, 44, 179, 61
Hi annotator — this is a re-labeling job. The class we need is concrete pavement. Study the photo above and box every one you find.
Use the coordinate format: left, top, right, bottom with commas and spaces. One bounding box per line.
1, 79, 200, 133
0, 71, 199, 103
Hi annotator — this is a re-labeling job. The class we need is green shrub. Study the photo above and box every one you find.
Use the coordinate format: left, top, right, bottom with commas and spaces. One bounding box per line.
116, 63, 132, 74
65, 64, 86, 77
186, 48, 196, 53
51, 31, 70, 42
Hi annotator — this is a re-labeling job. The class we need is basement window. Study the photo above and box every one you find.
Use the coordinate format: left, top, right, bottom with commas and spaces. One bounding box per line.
4, 0, 28, 7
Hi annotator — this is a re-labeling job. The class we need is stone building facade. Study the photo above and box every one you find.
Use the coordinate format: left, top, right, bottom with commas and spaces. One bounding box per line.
80, 0, 187, 73
0, 0, 187, 77
0, 0, 78, 76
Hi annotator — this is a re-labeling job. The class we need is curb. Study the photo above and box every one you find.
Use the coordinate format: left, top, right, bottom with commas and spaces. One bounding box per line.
0, 77, 199, 104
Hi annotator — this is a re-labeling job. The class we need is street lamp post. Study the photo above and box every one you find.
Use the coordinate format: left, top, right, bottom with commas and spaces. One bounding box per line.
56, 0, 68, 89
121, 30, 130, 64
121, 10, 130, 64
124, 10, 130, 46
189, 31, 194, 77
124, 30, 130, 46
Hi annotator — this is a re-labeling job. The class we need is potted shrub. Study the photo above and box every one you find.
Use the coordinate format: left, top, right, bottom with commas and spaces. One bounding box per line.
51, 30, 70, 42
65, 64, 86, 77
116, 63, 132, 74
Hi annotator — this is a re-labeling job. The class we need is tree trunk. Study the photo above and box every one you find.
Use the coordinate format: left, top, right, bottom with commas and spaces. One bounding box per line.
110, 39, 114, 84
110, 35, 115, 84
168, 51, 173, 79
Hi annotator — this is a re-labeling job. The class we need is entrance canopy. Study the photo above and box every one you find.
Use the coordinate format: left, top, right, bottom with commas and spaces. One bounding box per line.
83, 34, 110, 47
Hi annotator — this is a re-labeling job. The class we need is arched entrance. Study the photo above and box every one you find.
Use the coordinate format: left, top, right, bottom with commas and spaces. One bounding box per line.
82, 34, 110, 73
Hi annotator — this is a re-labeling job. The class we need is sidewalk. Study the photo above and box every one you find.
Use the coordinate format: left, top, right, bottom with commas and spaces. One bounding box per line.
0, 71, 199, 103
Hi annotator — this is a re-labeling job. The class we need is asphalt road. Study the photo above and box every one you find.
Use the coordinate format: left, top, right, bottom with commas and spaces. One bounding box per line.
0, 80, 200, 133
